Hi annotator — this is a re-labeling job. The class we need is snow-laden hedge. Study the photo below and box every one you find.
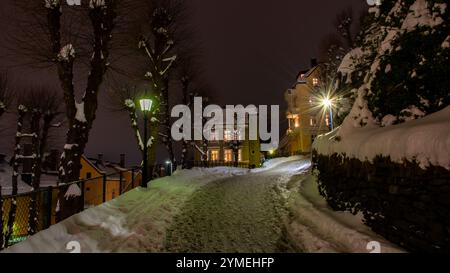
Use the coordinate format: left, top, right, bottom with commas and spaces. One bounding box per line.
313, 105, 450, 170
337, 0, 449, 124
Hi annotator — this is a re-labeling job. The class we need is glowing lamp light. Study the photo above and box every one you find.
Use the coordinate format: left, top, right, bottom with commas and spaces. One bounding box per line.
139, 99, 153, 112
269, 150, 275, 155
321, 97, 332, 108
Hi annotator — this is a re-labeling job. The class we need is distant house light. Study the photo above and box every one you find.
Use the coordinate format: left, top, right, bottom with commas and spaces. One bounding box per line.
294, 118, 300, 128
312, 78, 319, 86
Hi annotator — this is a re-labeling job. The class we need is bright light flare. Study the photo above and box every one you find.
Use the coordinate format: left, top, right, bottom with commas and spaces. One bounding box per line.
321, 97, 333, 108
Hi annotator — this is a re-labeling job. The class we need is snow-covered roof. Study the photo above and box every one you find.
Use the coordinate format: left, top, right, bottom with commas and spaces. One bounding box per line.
0, 161, 58, 195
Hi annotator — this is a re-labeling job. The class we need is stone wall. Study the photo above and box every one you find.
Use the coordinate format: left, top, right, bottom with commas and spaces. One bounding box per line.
312, 151, 450, 252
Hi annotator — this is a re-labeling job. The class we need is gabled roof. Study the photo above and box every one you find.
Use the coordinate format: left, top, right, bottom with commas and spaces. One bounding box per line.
81, 155, 105, 175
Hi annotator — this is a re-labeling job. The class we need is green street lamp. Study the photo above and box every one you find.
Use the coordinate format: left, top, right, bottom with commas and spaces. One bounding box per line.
140, 98, 153, 188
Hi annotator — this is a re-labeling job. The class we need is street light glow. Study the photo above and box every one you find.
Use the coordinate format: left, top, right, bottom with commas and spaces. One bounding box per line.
321, 97, 332, 108
139, 98, 153, 112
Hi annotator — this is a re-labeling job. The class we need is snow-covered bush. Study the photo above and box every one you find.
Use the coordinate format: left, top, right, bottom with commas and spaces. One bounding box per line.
338, 0, 449, 125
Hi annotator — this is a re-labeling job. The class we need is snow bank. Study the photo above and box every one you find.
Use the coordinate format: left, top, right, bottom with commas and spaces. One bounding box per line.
285, 174, 404, 253
2, 167, 248, 253
313, 106, 450, 170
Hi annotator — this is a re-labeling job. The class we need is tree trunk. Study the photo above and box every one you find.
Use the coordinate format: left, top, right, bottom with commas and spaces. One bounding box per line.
27, 110, 41, 235
5, 105, 27, 245
159, 82, 176, 168
45, 2, 117, 222
0, 186, 4, 249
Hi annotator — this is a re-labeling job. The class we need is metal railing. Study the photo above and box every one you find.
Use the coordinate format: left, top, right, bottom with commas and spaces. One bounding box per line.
0, 167, 141, 250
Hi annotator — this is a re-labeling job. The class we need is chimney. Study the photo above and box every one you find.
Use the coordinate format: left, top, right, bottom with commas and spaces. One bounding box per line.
310, 58, 318, 68
98, 154, 104, 164
120, 154, 125, 168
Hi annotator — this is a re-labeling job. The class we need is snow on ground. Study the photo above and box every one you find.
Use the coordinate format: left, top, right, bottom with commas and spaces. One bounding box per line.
3, 157, 403, 253
284, 173, 404, 253
2, 167, 249, 253
313, 106, 450, 170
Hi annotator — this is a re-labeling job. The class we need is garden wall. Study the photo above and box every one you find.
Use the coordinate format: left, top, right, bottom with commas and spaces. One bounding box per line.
312, 151, 450, 252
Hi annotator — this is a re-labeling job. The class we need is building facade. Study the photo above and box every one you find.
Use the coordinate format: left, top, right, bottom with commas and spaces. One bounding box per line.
280, 59, 331, 155
193, 109, 261, 168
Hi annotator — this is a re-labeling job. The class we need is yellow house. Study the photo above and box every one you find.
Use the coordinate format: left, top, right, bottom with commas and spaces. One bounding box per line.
193, 109, 261, 168
79, 155, 142, 207
1, 155, 141, 247
281, 59, 330, 155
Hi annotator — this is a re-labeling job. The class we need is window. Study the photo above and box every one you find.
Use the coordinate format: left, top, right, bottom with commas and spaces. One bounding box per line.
294, 117, 300, 128
86, 172, 92, 179
224, 149, 233, 162
209, 150, 219, 161
310, 117, 316, 126
224, 130, 233, 141
312, 78, 319, 86
238, 149, 242, 162
209, 129, 220, 141
325, 114, 330, 126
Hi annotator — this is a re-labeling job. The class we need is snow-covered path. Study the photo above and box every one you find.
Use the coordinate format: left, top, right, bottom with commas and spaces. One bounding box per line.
3, 156, 403, 253
165, 159, 310, 252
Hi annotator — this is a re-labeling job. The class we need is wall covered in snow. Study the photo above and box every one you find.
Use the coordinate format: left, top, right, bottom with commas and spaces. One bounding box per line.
312, 152, 450, 253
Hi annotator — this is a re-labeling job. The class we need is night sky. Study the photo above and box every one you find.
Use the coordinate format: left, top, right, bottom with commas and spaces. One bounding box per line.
0, 0, 367, 165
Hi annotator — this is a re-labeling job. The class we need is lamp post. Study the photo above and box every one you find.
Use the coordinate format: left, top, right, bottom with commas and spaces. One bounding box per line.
321, 98, 334, 131
140, 98, 153, 188
165, 160, 173, 176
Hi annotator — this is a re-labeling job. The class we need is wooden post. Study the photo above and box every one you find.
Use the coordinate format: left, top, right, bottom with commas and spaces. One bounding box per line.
80, 181, 85, 212
46, 186, 53, 228
0, 186, 3, 249
102, 174, 107, 203
119, 171, 123, 194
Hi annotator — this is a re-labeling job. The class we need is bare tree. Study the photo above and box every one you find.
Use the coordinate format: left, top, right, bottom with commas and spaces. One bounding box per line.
4, 104, 27, 245
19, 87, 63, 185
15, 86, 63, 235
109, 84, 160, 179
334, 7, 354, 48
319, 34, 347, 81
42, 1, 119, 220
0, 72, 12, 118
136, 0, 186, 168
177, 47, 203, 169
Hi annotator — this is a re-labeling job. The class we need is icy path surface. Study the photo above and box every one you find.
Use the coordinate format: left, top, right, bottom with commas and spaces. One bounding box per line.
165, 159, 310, 252
3, 156, 403, 253
165, 158, 403, 253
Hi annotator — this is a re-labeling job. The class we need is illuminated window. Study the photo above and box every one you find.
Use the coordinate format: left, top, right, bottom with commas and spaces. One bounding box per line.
224, 149, 233, 162
238, 149, 242, 162
230, 129, 244, 141
294, 118, 300, 128
325, 114, 330, 126
209, 150, 219, 161
312, 78, 319, 86
224, 130, 233, 141
310, 117, 316, 126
